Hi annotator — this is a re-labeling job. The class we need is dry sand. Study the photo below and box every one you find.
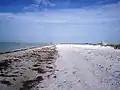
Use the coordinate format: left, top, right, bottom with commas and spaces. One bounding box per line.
0, 44, 120, 90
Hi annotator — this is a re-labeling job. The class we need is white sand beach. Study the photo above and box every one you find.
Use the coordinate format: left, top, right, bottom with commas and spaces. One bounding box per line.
0, 44, 120, 90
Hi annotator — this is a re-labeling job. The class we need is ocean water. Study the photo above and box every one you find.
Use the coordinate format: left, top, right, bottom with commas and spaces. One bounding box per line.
0, 42, 48, 52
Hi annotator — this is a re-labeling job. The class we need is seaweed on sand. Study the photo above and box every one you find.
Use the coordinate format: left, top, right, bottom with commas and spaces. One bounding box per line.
32, 68, 46, 73
0, 80, 12, 86
0, 59, 12, 72
0, 74, 18, 77
20, 76, 43, 90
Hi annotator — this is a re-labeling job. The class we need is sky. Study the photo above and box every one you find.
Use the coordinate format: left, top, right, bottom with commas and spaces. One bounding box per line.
0, 0, 120, 12
0, 0, 120, 43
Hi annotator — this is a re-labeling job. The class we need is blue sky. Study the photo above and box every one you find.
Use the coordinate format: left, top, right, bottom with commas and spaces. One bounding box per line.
0, 0, 120, 12
0, 0, 120, 43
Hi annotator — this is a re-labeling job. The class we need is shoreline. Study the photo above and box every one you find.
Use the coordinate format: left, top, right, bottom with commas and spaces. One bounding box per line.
0, 45, 55, 55
0, 46, 38, 54
0, 43, 120, 55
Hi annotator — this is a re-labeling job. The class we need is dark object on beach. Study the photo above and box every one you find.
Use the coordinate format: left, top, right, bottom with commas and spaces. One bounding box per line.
1, 80, 12, 86
13, 78, 16, 81
0, 59, 12, 71
36, 76, 44, 81
33, 64, 41, 67
32, 68, 46, 73
0, 74, 18, 77
53, 75, 57, 78
20, 76, 43, 90
46, 66, 53, 69
113, 44, 120, 49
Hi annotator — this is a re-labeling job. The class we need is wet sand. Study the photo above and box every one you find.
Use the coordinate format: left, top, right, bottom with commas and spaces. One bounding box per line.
0, 44, 120, 90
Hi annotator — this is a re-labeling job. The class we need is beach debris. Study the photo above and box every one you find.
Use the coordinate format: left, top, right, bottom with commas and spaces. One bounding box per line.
0, 59, 12, 72
20, 76, 44, 90
0, 80, 12, 86
0, 74, 18, 77
0, 45, 58, 90
32, 68, 46, 73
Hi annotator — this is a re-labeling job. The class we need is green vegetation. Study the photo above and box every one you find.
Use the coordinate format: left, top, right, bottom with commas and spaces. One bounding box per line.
105, 44, 120, 49
96, 41, 120, 49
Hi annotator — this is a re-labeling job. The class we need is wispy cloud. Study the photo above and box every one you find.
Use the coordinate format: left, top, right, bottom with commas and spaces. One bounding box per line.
23, 0, 56, 12
0, 0, 120, 12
